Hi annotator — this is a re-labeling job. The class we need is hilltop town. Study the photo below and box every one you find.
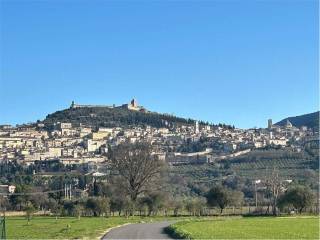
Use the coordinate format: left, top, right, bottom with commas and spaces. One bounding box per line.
0, 99, 318, 169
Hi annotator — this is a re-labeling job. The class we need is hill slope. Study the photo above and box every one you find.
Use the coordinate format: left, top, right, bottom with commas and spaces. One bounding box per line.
276, 111, 319, 129
43, 106, 197, 129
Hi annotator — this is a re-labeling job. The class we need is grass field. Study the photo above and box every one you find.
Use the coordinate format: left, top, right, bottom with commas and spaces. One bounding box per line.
6, 216, 178, 239
5, 215, 195, 239
6, 216, 133, 239
6, 215, 319, 239
167, 216, 319, 239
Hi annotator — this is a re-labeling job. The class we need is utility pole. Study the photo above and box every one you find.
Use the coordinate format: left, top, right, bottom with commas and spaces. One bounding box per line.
254, 179, 261, 208
255, 182, 257, 208
1, 208, 6, 239
69, 184, 72, 200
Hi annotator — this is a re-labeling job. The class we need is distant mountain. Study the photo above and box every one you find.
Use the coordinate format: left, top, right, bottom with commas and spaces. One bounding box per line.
276, 111, 319, 129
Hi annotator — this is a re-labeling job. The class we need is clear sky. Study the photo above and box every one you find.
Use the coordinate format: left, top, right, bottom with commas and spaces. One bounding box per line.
0, 0, 318, 128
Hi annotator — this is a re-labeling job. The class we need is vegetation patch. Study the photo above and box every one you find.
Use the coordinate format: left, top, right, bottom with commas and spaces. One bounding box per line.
167, 216, 319, 239
5, 216, 194, 239
6, 216, 146, 239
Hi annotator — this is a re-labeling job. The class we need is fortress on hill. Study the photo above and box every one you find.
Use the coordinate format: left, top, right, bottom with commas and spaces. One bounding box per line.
70, 98, 147, 112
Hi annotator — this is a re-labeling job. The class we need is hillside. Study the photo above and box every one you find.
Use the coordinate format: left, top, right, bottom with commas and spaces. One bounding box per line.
169, 147, 319, 195
43, 106, 197, 129
276, 111, 319, 129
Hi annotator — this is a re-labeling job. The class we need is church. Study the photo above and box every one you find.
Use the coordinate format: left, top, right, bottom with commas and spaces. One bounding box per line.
121, 98, 146, 112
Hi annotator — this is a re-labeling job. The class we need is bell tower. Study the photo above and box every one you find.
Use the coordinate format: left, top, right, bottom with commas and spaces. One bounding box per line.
70, 101, 75, 108
131, 98, 138, 107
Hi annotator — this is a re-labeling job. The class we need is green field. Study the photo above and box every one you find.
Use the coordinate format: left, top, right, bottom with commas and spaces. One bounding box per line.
6, 216, 319, 239
5, 215, 195, 239
6, 216, 157, 239
168, 217, 319, 239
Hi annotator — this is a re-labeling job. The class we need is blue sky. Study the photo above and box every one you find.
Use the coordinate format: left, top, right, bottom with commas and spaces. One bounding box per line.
0, 0, 318, 128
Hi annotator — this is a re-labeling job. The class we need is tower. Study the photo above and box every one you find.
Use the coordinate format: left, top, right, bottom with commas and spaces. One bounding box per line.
195, 121, 199, 134
70, 101, 75, 109
131, 98, 138, 107
268, 119, 272, 129
269, 131, 273, 139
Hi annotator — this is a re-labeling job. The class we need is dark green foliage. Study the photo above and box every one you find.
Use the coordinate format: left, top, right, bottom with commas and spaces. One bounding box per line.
206, 185, 244, 213
43, 106, 196, 129
277, 185, 315, 213
42, 106, 234, 129
62, 200, 75, 216
110, 196, 129, 216
206, 186, 230, 213
139, 192, 166, 216
85, 197, 110, 216
92, 181, 112, 197
9, 184, 32, 211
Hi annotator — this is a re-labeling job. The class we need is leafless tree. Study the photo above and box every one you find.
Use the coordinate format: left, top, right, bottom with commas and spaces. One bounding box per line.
109, 142, 164, 202
264, 167, 283, 216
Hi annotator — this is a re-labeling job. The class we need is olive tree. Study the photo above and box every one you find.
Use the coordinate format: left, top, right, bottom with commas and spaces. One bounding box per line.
206, 186, 244, 214
206, 186, 229, 214
25, 201, 36, 225
277, 185, 314, 214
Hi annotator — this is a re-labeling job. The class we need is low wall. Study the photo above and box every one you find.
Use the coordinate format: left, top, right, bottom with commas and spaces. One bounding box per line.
0, 210, 48, 217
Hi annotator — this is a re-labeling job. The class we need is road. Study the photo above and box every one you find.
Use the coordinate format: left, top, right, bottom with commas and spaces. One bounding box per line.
102, 221, 174, 239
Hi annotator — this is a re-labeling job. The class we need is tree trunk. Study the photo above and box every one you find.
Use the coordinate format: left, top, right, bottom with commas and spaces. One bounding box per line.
299, 207, 303, 214
265, 204, 270, 214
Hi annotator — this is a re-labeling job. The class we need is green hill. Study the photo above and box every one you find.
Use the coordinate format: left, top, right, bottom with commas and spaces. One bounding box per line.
276, 111, 319, 129
43, 106, 197, 129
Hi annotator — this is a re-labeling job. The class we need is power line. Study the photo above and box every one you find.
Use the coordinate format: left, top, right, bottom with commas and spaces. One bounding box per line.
0, 188, 64, 196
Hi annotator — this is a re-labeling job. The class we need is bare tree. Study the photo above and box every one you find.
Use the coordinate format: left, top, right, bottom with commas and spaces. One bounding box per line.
109, 142, 164, 202
264, 168, 283, 216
